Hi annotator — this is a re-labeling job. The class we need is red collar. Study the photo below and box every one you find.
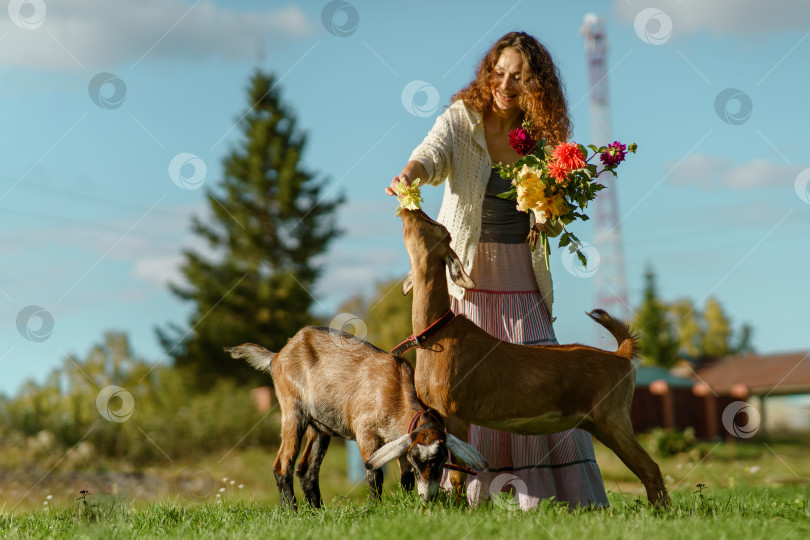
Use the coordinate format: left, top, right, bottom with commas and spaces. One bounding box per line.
391, 308, 456, 356
407, 410, 442, 434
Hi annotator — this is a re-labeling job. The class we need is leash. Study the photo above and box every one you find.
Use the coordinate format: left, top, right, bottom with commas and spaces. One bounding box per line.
391, 308, 456, 356
443, 462, 478, 475
406, 410, 478, 476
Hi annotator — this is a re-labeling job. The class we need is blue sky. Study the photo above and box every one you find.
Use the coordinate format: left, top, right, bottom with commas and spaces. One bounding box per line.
1, 0, 808, 396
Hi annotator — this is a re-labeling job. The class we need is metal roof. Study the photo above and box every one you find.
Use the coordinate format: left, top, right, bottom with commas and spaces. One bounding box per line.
693, 351, 810, 396
635, 365, 695, 388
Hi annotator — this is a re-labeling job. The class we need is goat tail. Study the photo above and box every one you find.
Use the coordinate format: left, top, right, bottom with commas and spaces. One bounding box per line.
224, 343, 276, 373
586, 309, 639, 360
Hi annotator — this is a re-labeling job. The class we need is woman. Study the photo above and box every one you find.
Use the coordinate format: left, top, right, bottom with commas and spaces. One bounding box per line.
385, 32, 608, 510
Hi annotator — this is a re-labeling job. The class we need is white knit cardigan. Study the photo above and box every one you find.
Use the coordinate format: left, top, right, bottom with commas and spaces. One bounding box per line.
408, 99, 555, 316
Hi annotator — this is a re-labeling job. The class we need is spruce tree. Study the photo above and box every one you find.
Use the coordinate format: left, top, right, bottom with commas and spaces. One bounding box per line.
632, 266, 680, 368
158, 69, 342, 388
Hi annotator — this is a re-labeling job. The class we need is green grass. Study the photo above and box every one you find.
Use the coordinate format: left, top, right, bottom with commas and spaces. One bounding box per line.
2, 440, 809, 539
1, 486, 808, 539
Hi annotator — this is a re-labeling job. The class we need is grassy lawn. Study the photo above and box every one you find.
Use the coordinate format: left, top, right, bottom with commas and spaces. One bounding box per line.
1, 439, 808, 539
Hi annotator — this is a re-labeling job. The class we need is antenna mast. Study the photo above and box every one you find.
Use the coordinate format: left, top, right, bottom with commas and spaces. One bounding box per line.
580, 14, 631, 332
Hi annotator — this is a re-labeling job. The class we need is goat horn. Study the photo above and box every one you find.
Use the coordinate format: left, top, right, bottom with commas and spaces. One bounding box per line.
446, 434, 488, 472
364, 433, 411, 470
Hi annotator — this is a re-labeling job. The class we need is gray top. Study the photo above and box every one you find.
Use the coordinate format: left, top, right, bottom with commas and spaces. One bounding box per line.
479, 167, 531, 244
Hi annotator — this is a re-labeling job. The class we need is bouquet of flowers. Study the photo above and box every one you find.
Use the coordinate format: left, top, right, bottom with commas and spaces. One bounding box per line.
496, 121, 637, 270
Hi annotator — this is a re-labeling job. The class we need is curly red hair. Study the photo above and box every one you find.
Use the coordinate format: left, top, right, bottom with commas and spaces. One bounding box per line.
451, 32, 572, 145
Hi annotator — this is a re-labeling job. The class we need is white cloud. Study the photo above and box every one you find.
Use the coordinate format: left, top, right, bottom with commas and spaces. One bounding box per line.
668, 154, 803, 190
668, 153, 729, 187
0, 0, 314, 71
614, 0, 810, 36
132, 255, 185, 287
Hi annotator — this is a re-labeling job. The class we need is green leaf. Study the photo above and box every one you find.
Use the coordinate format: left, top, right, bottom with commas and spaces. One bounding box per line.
587, 144, 599, 153
558, 233, 571, 248
576, 249, 589, 268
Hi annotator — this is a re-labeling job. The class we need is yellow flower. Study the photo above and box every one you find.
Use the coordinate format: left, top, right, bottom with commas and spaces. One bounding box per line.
547, 193, 569, 218
515, 165, 547, 212
516, 181, 544, 212
517, 164, 543, 186
393, 178, 424, 216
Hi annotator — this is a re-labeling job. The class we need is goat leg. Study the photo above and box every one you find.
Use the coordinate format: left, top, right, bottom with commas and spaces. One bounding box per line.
443, 416, 472, 499
357, 435, 385, 502
273, 410, 307, 510
397, 455, 415, 492
296, 426, 331, 509
589, 417, 670, 507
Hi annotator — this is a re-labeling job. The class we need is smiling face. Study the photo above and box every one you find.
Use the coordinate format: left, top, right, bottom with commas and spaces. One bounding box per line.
491, 47, 525, 112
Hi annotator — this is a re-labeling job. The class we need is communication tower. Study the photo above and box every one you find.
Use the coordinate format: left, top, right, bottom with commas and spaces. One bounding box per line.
580, 14, 631, 335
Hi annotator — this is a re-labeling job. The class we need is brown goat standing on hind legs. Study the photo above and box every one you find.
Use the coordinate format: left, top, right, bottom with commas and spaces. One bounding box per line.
399, 208, 669, 508
225, 329, 486, 509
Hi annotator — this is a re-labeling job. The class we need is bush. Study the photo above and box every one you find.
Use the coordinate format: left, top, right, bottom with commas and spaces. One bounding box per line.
0, 332, 280, 470
640, 427, 701, 458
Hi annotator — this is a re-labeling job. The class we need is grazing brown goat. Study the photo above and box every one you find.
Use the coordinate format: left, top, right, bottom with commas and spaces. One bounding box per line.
226, 328, 486, 508
398, 208, 669, 507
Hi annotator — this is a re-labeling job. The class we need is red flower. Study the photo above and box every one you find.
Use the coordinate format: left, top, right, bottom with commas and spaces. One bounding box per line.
600, 141, 627, 167
551, 142, 586, 171
508, 127, 536, 156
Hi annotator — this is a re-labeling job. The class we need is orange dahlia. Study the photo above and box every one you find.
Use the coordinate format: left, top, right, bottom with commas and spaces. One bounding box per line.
547, 159, 569, 184
551, 141, 586, 171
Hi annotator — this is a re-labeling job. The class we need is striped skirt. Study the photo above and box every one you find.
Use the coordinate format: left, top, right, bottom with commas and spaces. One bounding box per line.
447, 242, 609, 510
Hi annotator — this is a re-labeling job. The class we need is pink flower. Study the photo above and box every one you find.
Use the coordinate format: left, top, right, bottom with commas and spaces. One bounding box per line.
600, 141, 627, 167
551, 142, 586, 171
508, 127, 536, 156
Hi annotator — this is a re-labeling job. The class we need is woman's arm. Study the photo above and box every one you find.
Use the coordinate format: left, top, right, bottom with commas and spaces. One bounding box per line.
385, 160, 428, 195
385, 104, 459, 197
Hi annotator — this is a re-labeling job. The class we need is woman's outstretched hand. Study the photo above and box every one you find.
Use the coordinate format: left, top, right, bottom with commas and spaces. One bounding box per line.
385, 173, 411, 196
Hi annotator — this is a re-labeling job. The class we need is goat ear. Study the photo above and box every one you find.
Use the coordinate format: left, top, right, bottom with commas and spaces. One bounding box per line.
444, 251, 475, 289
446, 434, 488, 472
401, 271, 413, 296
364, 434, 412, 470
